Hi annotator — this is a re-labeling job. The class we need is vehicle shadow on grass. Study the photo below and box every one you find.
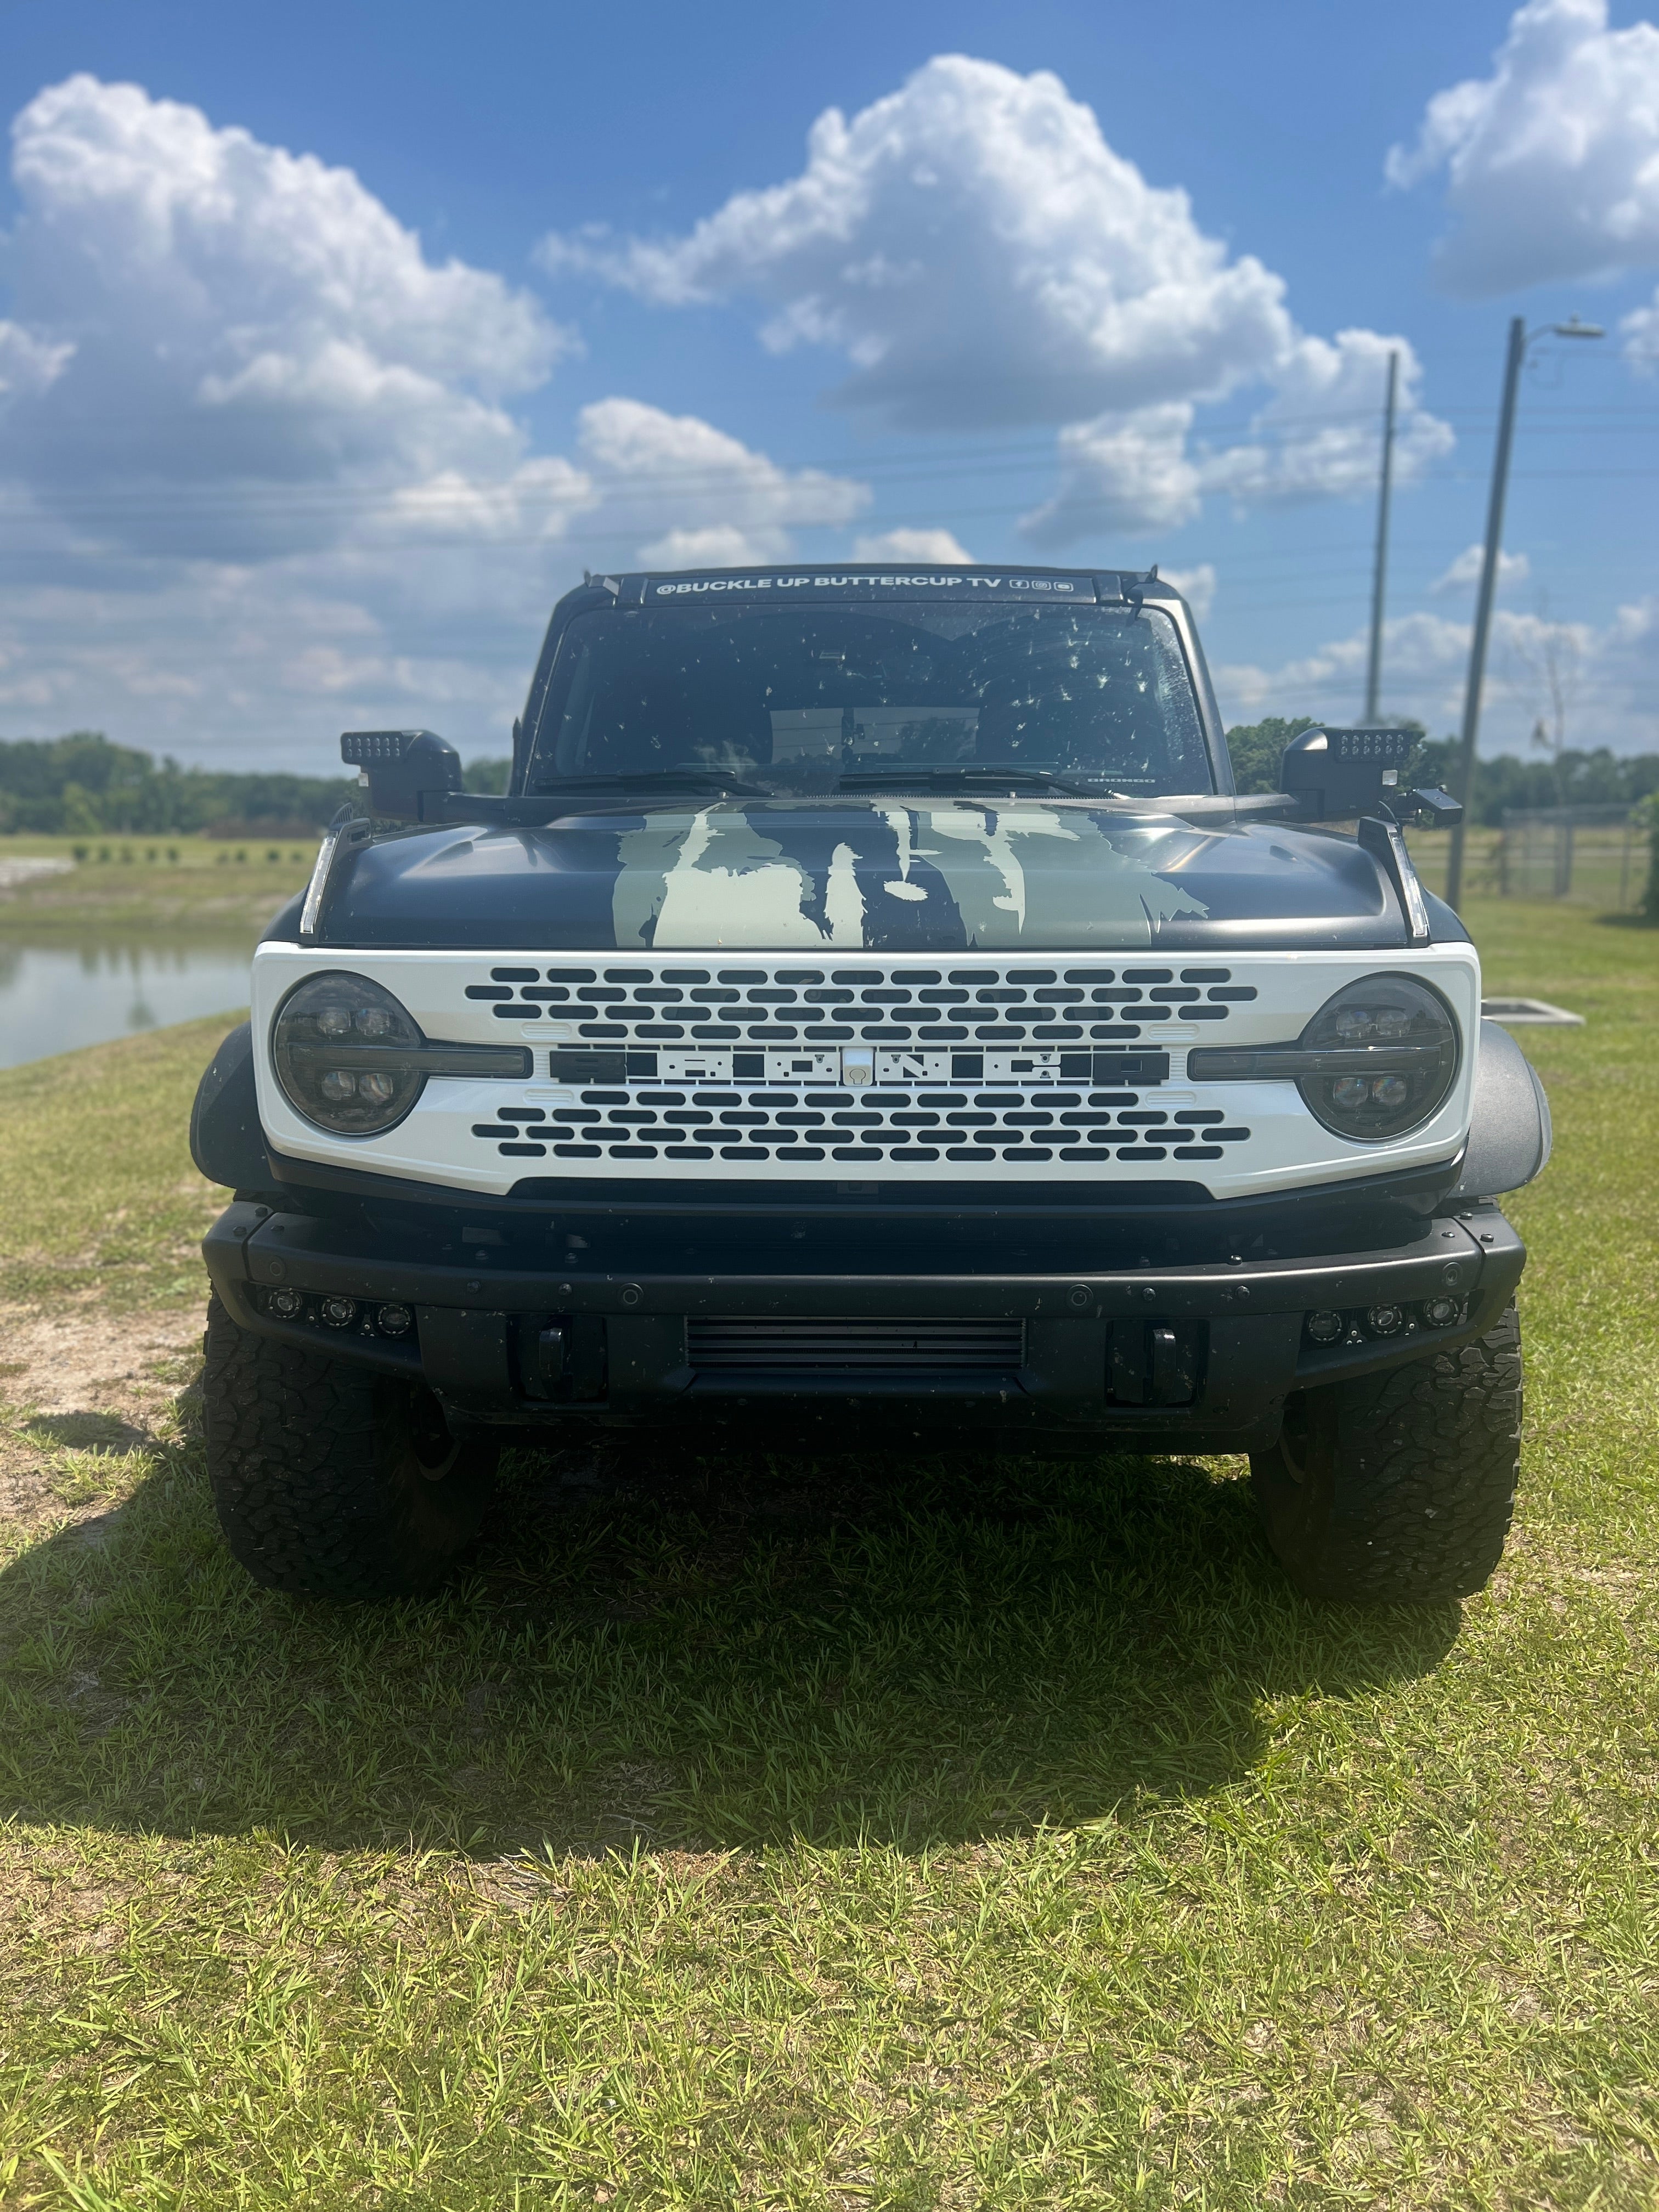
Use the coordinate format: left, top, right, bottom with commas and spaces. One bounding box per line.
0, 1413, 1460, 1856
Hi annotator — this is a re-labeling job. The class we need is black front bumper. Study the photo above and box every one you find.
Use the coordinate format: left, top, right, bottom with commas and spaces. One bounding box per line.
203, 1192, 1526, 1455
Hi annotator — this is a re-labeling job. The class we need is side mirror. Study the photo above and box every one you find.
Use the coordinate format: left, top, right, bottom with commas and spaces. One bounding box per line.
340, 729, 464, 822
1393, 784, 1463, 828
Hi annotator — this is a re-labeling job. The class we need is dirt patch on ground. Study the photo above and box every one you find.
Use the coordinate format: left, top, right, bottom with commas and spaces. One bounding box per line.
0, 1299, 205, 1526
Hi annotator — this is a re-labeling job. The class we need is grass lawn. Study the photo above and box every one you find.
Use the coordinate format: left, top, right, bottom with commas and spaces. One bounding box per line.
0, 900, 1655, 2208
0, 837, 312, 940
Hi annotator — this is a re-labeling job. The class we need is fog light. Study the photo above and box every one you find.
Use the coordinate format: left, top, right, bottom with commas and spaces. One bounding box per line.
319, 1296, 357, 1329
377, 1303, 413, 1338
268, 1287, 304, 1321
1421, 1295, 1461, 1327
1367, 1303, 1406, 1337
1306, 1309, 1344, 1345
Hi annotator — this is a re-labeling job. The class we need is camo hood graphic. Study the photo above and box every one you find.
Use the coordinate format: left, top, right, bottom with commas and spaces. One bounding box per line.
612, 803, 1207, 950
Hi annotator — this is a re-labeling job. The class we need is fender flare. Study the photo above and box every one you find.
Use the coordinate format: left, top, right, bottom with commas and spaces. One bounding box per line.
1450, 1018, 1553, 1201
189, 1020, 273, 1193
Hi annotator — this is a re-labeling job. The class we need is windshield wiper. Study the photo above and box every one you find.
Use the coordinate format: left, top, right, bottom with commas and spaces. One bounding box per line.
837, 763, 1124, 798
532, 769, 770, 799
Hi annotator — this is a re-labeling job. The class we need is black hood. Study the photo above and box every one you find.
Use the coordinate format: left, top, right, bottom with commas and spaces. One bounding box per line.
307, 798, 1449, 953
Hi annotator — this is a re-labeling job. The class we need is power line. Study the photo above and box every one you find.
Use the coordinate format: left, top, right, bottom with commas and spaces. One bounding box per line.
6, 396, 1659, 527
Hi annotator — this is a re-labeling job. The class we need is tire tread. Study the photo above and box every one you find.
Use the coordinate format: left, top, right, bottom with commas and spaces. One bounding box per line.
202, 1293, 492, 1599
1253, 1302, 1521, 1603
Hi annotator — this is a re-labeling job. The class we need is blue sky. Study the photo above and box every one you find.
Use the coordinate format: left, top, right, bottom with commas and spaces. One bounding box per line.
3, 0, 1658, 768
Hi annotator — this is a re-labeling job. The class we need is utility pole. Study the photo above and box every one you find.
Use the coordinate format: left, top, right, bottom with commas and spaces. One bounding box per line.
1444, 314, 1602, 911
1363, 350, 1398, 724
1444, 319, 1525, 913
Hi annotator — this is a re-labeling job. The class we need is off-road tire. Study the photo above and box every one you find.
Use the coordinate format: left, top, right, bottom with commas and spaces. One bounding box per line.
1250, 1301, 1521, 1604
202, 1293, 498, 1599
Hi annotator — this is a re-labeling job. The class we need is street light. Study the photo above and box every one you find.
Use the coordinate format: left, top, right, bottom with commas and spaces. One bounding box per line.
1443, 314, 1605, 911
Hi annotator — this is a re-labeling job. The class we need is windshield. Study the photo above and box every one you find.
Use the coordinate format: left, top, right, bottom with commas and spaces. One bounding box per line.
526, 602, 1213, 797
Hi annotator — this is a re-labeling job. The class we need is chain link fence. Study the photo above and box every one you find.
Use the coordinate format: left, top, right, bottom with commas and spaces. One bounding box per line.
1492, 805, 1644, 908
1408, 806, 1653, 911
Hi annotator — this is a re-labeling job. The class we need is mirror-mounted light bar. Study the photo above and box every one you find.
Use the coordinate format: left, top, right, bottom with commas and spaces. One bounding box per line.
1272, 725, 1463, 830
1278, 725, 1409, 821
341, 728, 466, 821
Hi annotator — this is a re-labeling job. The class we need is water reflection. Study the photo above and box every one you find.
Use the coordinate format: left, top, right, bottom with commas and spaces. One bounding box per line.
0, 938, 253, 1069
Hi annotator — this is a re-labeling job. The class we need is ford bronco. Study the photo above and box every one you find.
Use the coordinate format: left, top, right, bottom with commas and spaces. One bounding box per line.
190, 565, 1547, 1603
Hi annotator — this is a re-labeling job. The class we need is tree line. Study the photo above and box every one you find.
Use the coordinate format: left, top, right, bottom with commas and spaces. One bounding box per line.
4, 723, 1655, 838
0, 732, 509, 837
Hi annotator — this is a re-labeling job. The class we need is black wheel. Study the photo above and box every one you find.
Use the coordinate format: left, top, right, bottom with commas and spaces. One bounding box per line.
202, 1293, 498, 1599
1250, 1301, 1522, 1603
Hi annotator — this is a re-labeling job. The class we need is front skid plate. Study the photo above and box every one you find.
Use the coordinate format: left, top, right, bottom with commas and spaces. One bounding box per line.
204, 1201, 1525, 1436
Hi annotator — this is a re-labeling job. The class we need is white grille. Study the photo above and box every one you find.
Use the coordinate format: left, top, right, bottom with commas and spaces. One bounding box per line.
464, 959, 1257, 1163
472, 1084, 1250, 1165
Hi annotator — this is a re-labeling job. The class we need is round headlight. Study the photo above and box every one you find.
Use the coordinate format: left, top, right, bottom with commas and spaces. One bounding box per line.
273, 973, 426, 1135
1297, 975, 1458, 1143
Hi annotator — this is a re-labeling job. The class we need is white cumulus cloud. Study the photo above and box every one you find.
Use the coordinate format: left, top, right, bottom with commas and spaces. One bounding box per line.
1200, 332, 1453, 504
544, 55, 1448, 537
850, 527, 974, 563
1212, 599, 1655, 754
1615, 287, 1659, 363
0, 390, 873, 760
543, 55, 1294, 433
1432, 544, 1532, 594
1025, 335, 1448, 545
1216, 612, 1472, 726
0, 320, 72, 401
1161, 565, 1216, 620
2, 75, 577, 555
577, 398, 867, 567
373, 454, 598, 549
0, 78, 873, 763
1387, 0, 1659, 296
1022, 404, 1203, 543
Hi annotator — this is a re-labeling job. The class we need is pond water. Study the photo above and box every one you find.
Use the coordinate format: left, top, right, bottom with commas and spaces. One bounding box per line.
0, 939, 253, 1070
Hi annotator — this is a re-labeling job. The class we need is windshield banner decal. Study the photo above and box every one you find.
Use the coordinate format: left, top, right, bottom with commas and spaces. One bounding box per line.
647, 572, 1091, 601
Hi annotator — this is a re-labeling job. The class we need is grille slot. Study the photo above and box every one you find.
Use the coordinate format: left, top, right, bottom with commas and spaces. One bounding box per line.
687, 1317, 1026, 1372
463, 961, 1251, 1044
